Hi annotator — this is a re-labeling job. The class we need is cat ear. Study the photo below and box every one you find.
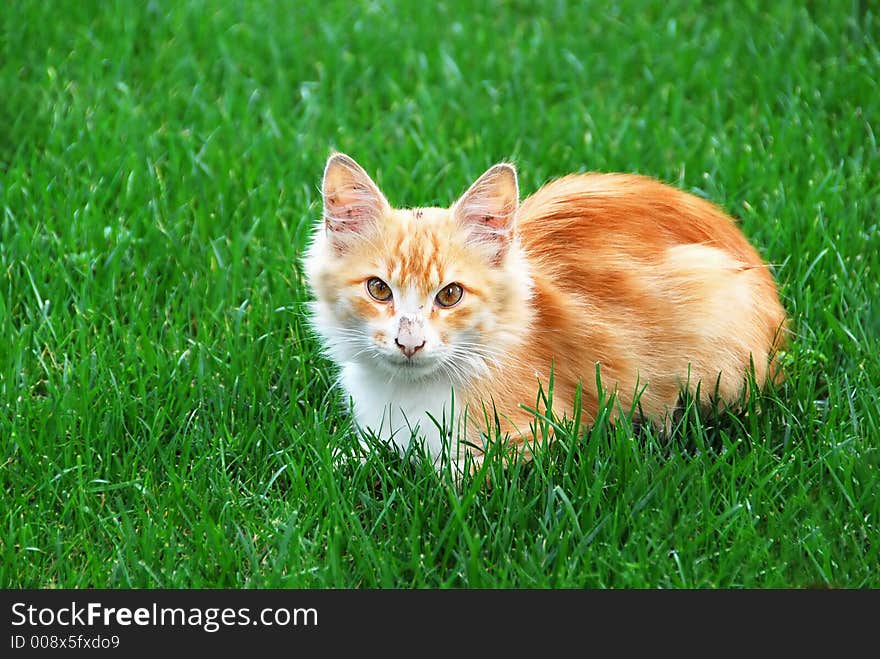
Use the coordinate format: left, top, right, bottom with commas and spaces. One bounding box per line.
453, 163, 519, 264
322, 153, 390, 250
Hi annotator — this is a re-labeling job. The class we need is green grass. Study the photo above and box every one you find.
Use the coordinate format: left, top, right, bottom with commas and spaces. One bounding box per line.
2, 0, 878, 588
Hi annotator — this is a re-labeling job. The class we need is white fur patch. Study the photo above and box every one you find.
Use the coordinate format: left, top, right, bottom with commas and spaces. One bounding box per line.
340, 360, 467, 463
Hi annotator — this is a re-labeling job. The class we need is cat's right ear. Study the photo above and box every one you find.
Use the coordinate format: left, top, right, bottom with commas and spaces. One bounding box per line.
453, 163, 519, 265
322, 153, 390, 251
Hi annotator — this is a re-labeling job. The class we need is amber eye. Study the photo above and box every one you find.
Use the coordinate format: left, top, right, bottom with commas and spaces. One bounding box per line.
435, 283, 464, 308
366, 277, 392, 302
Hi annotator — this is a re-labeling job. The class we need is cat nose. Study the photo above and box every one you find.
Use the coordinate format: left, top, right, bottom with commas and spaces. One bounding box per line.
395, 337, 425, 358
396, 315, 425, 358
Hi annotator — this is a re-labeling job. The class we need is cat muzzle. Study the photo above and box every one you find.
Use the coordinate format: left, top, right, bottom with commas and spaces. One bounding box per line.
395, 315, 426, 358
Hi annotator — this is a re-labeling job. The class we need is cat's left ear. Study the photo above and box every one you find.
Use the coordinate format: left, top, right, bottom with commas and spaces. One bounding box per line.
453, 163, 519, 264
322, 152, 391, 251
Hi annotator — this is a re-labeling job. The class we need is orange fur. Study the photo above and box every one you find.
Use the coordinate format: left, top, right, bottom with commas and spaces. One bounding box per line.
475, 174, 788, 439
304, 154, 788, 468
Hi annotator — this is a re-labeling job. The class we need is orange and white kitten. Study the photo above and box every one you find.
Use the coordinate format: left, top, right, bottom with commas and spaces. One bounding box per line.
304, 153, 787, 470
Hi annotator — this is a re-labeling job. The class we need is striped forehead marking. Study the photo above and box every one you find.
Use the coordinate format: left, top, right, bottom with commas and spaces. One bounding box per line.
388, 225, 445, 294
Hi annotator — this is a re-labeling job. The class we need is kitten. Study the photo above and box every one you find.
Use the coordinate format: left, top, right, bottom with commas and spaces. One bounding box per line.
304, 153, 787, 472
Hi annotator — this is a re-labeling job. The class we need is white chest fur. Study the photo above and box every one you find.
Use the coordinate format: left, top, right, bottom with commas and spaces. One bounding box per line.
340, 361, 464, 463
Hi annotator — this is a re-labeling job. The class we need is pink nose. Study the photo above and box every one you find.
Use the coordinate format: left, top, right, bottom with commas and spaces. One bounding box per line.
395, 337, 425, 358
396, 315, 425, 358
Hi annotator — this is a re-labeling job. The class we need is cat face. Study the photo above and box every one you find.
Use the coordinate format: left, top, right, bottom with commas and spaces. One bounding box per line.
305, 154, 532, 384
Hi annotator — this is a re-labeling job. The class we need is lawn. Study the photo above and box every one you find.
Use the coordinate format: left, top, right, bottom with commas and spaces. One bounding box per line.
2, 0, 878, 588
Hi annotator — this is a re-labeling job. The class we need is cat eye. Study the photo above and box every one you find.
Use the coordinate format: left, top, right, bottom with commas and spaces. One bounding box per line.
366, 277, 393, 302
435, 283, 464, 308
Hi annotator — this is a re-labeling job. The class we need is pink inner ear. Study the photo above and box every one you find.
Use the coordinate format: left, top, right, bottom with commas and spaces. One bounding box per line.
479, 210, 512, 230
455, 165, 518, 235
325, 180, 387, 231
327, 188, 373, 221
459, 195, 516, 232
454, 177, 518, 265
323, 155, 389, 224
